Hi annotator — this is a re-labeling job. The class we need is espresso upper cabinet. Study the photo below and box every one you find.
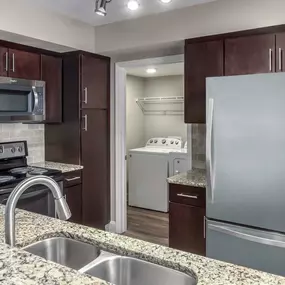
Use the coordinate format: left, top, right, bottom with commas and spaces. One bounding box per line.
41, 55, 62, 123
9, 49, 41, 80
185, 40, 224, 123
0, 47, 8, 77
225, 34, 275, 76
276, 33, 285, 72
81, 55, 109, 109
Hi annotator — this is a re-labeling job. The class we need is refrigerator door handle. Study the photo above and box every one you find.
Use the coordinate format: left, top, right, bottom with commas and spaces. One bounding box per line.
209, 224, 285, 248
206, 98, 214, 203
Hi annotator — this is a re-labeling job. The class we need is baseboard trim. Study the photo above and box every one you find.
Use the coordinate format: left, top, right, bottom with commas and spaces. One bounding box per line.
105, 220, 117, 233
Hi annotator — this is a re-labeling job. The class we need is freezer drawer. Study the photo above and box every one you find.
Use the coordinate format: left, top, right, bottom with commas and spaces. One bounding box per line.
206, 220, 285, 276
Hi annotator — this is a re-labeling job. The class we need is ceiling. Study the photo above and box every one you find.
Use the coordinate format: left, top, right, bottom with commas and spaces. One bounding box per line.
126, 62, 184, 78
23, 0, 218, 26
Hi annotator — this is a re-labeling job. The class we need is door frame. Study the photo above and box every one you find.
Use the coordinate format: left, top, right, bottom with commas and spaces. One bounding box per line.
113, 54, 184, 233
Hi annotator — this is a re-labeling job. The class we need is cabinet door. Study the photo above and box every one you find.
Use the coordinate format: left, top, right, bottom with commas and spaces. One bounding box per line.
0, 47, 8, 76
169, 202, 206, 255
81, 55, 109, 109
41, 55, 62, 123
185, 40, 223, 123
9, 49, 40, 80
225, 34, 275, 76
276, 33, 285, 73
64, 184, 82, 224
81, 109, 109, 229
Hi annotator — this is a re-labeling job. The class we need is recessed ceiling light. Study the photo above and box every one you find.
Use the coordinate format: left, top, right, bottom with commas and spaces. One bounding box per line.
160, 0, 172, 3
127, 0, 139, 11
146, 68, 157, 74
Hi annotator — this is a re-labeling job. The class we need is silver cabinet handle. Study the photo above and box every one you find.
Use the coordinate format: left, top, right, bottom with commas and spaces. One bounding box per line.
279, 48, 283, 71
65, 176, 81, 182
83, 87, 88, 104
269, 48, 273, 72
4, 52, 8, 72
206, 98, 214, 203
177, 193, 198, 199
82, 115, 88, 131
12, 53, 15, 72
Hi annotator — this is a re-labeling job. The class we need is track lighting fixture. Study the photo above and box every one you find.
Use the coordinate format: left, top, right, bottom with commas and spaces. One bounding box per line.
95, 0, 112, 16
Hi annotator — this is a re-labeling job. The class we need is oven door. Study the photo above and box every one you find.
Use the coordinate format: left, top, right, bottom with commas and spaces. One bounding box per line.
0, 185, 58, 217
0, 77, 45, 122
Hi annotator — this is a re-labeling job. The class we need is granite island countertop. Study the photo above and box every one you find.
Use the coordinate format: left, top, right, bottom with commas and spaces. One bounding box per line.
167, 168, 206, 188
30, 161, 84, 173
0, 206, 284, 285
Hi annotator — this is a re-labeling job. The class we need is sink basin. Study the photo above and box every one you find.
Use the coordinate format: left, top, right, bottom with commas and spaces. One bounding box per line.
81, 252, 196, 285
23, 237, 100, 270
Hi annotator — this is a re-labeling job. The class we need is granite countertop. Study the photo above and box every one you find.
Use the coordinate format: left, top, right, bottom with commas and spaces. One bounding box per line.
0, 206, 284, 285
31, 161, 84, 173
167, 168, 206, 188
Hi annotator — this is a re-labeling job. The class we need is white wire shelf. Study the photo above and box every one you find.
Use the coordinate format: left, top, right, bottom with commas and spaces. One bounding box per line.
136, 96, 184, 115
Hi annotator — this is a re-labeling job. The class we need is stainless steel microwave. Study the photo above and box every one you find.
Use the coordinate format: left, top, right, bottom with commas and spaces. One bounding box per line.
0, 77, 45, 123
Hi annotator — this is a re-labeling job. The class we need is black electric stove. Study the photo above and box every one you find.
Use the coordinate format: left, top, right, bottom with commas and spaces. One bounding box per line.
0, 141, 63, 217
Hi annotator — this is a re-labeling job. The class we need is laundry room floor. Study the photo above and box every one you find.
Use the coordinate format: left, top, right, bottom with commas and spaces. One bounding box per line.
124, 206, 169, 246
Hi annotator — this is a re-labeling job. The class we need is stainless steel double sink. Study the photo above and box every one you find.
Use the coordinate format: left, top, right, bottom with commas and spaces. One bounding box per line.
24, 237, 196, 285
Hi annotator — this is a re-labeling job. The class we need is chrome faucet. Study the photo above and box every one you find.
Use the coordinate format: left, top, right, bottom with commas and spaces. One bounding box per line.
5, 175, 71, 246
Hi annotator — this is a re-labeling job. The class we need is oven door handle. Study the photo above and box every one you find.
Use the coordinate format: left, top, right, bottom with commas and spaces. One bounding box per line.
2, 189, 49, 204
32, 86, 39, 113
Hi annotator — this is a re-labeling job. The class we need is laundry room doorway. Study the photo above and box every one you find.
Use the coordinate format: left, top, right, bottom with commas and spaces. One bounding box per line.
114, 55, 190, 246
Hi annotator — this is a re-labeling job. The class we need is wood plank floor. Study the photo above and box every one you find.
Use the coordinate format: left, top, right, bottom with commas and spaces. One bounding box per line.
124, 206, 169, 247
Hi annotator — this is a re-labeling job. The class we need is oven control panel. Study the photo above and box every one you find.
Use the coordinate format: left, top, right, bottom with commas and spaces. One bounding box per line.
0, 141, 27, 160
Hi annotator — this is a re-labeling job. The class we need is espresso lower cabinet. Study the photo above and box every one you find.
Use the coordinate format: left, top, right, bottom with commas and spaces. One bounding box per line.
64, 184, 82, 224
63, 170, 82, 224
169, 184, 206, 256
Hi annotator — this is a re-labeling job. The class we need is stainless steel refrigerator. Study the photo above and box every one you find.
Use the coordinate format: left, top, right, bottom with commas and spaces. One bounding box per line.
206, 73, 285, 276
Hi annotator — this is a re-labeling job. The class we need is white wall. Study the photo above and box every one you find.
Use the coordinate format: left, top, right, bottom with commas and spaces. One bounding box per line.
126, 75, 186, 147
95, 0, 285, 53
0, 0, 95, 52
126, 76, 145, 151
143, 75, 186, 142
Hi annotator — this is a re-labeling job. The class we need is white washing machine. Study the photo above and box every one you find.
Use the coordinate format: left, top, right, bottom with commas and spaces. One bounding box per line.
168, 142, 190, 177
128, 137, 183, 212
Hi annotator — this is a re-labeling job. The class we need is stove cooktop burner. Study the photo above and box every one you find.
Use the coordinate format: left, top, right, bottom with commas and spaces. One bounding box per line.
0, 176, 16, 183
28, 168, 48, 175
9, 167, 48, 176
9, 167, 30, 175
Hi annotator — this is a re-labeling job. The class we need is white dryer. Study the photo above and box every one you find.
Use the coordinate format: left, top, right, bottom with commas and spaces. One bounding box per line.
128, 137, 182, 212
168, 142, 190, 177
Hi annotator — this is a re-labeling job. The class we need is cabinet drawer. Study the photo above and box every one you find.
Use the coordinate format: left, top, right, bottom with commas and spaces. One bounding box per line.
169, 183, 205, 207
63, 170, 82, 187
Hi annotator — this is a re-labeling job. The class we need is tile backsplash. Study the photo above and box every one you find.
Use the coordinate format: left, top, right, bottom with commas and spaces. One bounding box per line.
0, 124, 44, 164
192, 124, 206, 169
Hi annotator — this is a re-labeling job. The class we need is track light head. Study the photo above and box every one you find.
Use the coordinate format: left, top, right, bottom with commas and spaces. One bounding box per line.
95, 0, 111, 16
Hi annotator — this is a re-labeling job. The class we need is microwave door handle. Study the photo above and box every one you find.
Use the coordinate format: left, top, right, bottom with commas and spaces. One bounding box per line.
32, 86, 39, 113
